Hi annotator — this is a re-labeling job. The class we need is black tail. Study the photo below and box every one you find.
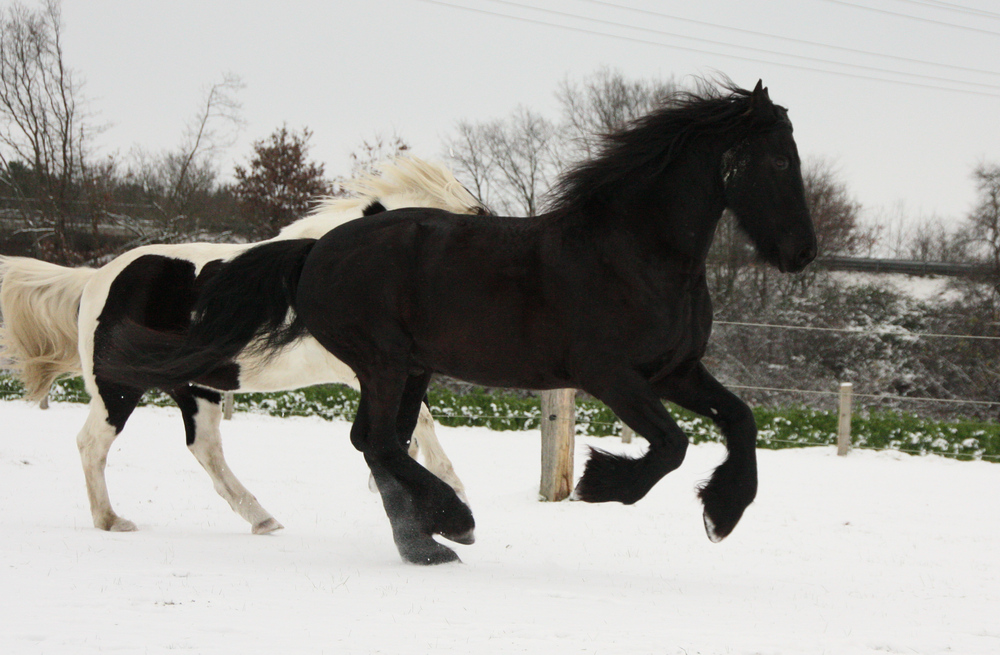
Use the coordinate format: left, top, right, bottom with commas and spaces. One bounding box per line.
95, 239, 316, 390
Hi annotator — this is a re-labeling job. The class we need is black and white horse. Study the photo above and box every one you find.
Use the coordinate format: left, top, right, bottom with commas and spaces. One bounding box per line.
94, 81, 817, 564
0, 157, 484, 534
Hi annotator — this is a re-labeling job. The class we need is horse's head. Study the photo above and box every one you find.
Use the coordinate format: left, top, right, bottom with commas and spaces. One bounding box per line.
722, 81, 816, 273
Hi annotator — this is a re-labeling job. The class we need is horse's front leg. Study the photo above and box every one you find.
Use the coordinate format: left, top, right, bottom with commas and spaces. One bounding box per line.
655, 362, 758, 542
575, 371, 689, 504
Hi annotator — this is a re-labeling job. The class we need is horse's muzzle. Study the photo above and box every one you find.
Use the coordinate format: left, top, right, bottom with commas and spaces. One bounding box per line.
787, 244, 817, 273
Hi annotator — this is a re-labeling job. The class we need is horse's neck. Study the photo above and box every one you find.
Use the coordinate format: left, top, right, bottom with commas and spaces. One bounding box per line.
590, 151, 728, 267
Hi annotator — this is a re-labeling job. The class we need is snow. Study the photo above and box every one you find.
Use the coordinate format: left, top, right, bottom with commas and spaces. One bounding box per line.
2, 401, 998, 654
827, 271, 962, 304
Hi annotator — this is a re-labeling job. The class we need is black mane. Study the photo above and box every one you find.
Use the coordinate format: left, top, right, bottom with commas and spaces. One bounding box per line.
548, 81, 788, 213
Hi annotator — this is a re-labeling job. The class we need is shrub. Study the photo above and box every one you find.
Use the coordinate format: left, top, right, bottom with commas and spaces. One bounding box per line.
3, 374, 996, 461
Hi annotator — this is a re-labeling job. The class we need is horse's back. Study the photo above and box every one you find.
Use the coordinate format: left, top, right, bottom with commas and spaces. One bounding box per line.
296, 208, 576, 387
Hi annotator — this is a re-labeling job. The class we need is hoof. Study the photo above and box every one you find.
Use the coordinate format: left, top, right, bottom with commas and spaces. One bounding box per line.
423, 485, 476, 544
697, 463, 755, 543
399, 539, 461, 565
108, 517, 138, 532
252, 518, 284, 535
703, 512, 724, 543
441, 527, 475, 546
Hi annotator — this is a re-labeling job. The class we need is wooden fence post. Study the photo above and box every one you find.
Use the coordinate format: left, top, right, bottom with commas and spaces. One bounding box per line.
539, 388, 575, 502
223, 391, 234, 420
620, 423, 634, 443
837, 382, 852, 456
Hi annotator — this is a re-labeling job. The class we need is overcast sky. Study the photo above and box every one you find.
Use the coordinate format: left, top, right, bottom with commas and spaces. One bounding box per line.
59, 0, 1000, 226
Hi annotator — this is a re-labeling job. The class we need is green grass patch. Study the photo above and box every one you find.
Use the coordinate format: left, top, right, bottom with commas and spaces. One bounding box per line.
2, 373, 996, 461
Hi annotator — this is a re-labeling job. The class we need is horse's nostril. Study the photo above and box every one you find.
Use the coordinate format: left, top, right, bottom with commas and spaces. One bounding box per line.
797, 246, 816, 267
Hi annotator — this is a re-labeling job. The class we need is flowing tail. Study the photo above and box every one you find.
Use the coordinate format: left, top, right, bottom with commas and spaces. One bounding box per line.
94, 239, 317, 390
0, 256, 95, 402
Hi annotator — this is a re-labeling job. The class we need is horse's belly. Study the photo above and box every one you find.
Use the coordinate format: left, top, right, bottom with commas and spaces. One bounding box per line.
234, 337, 358, 392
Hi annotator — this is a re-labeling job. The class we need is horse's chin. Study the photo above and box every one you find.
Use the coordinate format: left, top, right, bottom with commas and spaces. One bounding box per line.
754, 250, 786, 272
778, 254, 813, 274
769, 250, 813, 274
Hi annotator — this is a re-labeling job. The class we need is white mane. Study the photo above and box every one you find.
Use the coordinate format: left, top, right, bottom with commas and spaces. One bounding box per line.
276, 156, 486, 240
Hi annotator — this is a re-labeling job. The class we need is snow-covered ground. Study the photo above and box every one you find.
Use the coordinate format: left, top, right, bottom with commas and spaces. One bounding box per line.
2, 401, 998, 654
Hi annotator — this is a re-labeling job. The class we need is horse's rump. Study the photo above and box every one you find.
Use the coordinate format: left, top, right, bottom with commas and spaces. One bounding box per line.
93, 239, 317, 391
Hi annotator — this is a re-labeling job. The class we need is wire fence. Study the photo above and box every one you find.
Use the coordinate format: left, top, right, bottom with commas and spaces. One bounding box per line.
423, 407, 1000, 462
714, 320, 1000, 342
726, 383, 1000, 408
711, 318, 1000, 414
3, 316, 999, 462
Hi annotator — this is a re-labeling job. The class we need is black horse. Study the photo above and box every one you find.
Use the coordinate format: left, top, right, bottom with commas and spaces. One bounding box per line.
99, 80, 816, 565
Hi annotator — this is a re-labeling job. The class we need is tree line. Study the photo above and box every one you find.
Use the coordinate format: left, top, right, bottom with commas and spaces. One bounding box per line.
4, 0, 1000, 420
0, 1, 337, 264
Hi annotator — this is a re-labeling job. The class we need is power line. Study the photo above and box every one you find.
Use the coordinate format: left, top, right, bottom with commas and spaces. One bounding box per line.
417, 0, 1000, 98
816, 0, 1000, 36
484, 0, 1000, 91
892, 0, 1000, 21
581, 0, 1000, 79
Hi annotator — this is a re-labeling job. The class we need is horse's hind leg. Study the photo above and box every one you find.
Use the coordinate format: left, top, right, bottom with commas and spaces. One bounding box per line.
411, 402, 469, 506
366, 401, 469, 506
360, 369, 474, 564
77, 384, 143, 531
170, 386, 282, 535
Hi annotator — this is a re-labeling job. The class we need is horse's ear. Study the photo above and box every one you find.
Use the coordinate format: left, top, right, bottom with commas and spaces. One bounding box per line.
749, 80, 773, 117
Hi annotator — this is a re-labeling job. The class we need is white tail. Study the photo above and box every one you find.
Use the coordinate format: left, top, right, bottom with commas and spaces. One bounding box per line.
0, 256, 95, 401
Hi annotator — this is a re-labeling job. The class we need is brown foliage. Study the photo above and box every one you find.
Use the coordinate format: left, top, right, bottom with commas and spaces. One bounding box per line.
233, 126, 331, 239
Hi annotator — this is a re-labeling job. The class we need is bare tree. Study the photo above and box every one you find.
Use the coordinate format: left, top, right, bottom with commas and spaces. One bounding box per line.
904, 217, 965, 263
345, 132, 410, 179
960, 162, 1000, 299
444, 120, 496, 210
486, 107, 562, 216
446, 69, 674, 217
123, 73, 243, 238
802, 159, 870, 258
964, 163, 1000, 266
0, 0, 94, 259
557, 67, 676, 159
446, 107, 561, 216
165, 72, 243, 216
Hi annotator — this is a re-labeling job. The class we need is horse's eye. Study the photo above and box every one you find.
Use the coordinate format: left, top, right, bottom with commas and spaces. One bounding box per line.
774, 156, 789, 171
